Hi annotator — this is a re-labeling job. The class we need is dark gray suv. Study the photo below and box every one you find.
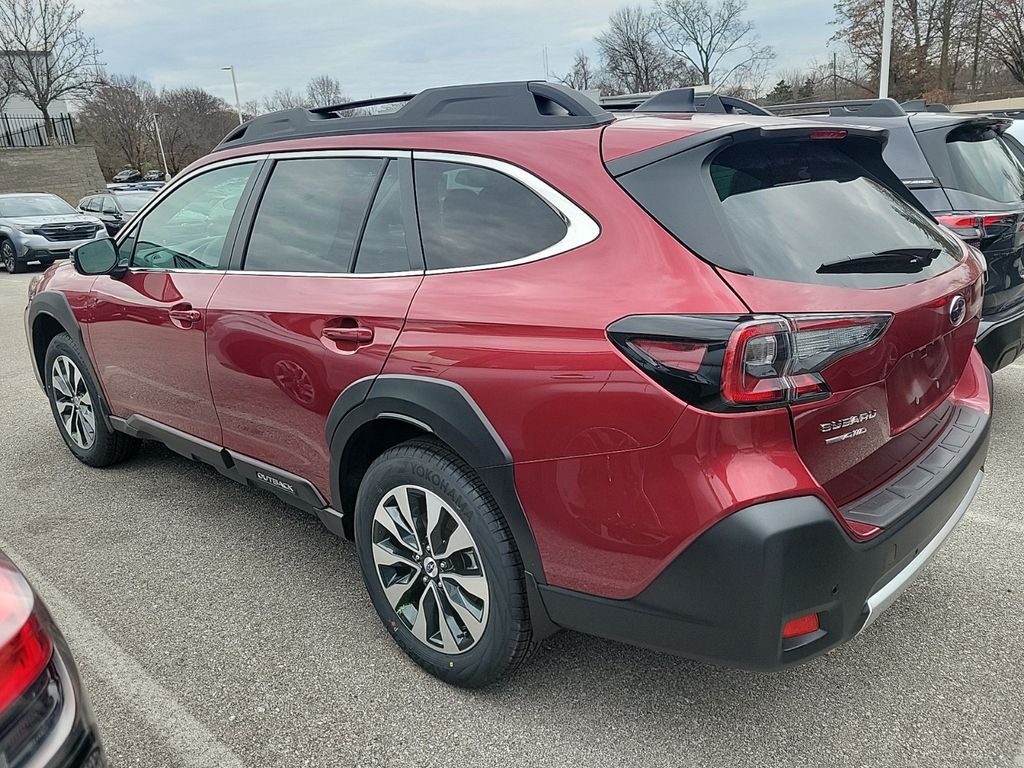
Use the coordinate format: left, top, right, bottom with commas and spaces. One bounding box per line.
768, 98, 1024, 372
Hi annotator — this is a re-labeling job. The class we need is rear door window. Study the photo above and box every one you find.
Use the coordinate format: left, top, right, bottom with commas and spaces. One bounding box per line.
353, 162, 411, 274
413, 160, 567, 270
244, 157, 383, 273
945, 126, 1024, 205
618, 138, 963, 288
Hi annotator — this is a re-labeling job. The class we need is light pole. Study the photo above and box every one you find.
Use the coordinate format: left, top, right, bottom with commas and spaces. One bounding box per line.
221, 65, 243, 124
879, 0, 895, 99
152, 112, 170, 180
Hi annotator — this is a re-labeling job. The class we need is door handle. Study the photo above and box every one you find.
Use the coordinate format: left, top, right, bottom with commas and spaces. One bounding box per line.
321, 326, 374, 344
168, 305, 202, 328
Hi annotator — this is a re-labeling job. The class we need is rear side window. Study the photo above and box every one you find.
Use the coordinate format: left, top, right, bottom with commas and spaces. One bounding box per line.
245, 157, 384, 273
945, 127, 1024, 205
353, 161, 410, 273
619, 139, 962, 288
414, 160, 567, 270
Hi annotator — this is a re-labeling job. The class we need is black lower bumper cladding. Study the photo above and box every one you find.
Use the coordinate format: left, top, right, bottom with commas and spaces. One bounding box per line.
538, 402, 990, 671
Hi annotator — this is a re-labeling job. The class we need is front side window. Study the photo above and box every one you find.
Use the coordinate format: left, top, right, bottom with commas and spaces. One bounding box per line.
101, 197, 118, 214
131, 163, 255, 270
244, 157, 384, 273
413, 160, 568, 270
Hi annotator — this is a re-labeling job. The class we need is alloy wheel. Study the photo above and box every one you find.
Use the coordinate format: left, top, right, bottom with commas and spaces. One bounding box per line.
50, 355, 96, 449
371, 484, 490, 654
1, 242, 14, 273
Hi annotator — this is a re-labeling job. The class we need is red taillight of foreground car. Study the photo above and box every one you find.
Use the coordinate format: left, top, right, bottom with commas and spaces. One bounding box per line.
0, 564, 52, 713
611, 313, 891, 411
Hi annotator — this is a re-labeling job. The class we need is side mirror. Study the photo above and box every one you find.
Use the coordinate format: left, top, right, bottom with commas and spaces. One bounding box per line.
73, 238, 125, 277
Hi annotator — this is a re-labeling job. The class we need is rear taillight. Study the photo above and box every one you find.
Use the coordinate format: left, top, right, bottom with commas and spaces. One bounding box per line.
0, 563, 52, 713
610, 313, 891, 411
936, 212, 1018, 244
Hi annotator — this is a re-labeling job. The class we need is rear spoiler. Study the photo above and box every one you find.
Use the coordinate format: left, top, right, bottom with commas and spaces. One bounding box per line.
606, 122, 889, 177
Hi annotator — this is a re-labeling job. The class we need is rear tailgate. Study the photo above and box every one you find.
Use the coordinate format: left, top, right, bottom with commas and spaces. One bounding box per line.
609, 121, 985, 509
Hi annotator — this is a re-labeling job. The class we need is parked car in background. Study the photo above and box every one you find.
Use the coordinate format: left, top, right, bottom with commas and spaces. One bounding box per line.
0, 549, 106, 766
26, 82, 990, 687
763, 98, 1024, 372
111, 169, 141, 184
78, 190, 157, 235
142, 170, 166, 182
0, 194, 104, 274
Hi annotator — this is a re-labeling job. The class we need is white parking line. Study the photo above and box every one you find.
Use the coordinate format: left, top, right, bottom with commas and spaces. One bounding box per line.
0, 540, 246, 768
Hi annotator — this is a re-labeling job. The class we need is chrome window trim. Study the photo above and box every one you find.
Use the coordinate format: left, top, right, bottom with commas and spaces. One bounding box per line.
114, 148, 600, 277
413, 150, 600, 274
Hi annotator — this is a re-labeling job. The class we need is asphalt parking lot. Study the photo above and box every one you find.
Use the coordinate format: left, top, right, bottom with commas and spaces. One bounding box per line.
1, 268, 1023, 768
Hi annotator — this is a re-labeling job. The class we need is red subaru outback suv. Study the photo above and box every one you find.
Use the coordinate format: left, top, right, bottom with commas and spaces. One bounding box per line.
25, 82, 991, 687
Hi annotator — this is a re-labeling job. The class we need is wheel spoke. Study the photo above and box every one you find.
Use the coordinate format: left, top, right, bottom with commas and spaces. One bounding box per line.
432, 583, 462, 653
410, 587, 432, 645
435, 521, 475, 560
392, 487, 419, 542
441, 571, 489, 604
51, 371, 72, 398
381, 570, 420, 610
372, 539, 420, 571
78, 407, 96, 444
438, 578, 485, 641
375, 498, 420, 556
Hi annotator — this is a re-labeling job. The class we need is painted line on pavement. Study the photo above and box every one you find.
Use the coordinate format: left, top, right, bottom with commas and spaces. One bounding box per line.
0, 539, 247, 768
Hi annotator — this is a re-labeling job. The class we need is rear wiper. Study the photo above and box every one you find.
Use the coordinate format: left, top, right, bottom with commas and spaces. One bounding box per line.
817, 247, 941, 274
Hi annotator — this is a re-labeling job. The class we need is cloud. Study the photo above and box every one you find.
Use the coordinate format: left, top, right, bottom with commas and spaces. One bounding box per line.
74, 0, 834, 103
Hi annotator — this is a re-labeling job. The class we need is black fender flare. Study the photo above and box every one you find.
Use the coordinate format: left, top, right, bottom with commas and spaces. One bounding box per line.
27, 291, 115, 429
326, 374, 545, 584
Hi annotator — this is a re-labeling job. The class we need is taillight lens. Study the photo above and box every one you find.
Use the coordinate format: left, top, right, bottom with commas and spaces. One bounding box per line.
936, 212, 1017, 244
609, 313, 891, 411
782, 613, 820, 639
723, 314, 889, 406
0, 563, 52, 713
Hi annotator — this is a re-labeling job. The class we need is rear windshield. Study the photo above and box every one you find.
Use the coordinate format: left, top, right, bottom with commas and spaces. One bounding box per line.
116, 192, 155, 212
945, 126, 1024, 205
618, 139, 962, 288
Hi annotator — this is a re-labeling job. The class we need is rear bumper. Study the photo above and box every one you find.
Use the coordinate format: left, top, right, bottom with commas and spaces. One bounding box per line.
538, 398, 990, 671
976, 300, 1024, 371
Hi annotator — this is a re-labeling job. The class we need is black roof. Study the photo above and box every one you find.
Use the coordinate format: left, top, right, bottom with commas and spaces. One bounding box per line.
215, 81, 614, 151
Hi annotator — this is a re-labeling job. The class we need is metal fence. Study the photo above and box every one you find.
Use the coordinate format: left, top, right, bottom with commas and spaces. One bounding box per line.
0, 113, 76, 148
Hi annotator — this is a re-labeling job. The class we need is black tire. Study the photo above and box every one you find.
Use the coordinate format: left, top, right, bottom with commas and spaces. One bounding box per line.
44, 332, 140, 467
354, 438, 532, 688
1, 239, 23, 273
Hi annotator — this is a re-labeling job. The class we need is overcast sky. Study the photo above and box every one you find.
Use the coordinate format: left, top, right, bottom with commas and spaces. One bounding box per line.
76, 0, 837, 105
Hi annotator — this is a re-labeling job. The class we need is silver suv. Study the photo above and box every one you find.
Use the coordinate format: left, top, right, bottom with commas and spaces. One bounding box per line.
0, 193, 104, 273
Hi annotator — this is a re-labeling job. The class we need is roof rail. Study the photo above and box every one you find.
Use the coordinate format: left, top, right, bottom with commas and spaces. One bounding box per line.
767, 98, 907, 118
616, 87, 772, 116
216, 81, 613, 150
900, 99, 950, 113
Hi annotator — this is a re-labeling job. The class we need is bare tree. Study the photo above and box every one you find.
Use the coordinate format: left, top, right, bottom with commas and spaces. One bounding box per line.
78, 74, 155, 173
654, 0, 774, 89
0, 0, 101, 139
560, 49, 601, 91
988, 0, 1024, 87
597, 6, 688, 93
154, 87, 237, 174
261, 87, 310, 112
305, 74, 346, 107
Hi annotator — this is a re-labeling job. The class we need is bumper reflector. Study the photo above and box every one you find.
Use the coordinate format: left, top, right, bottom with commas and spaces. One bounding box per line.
782, 613, 820, 639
